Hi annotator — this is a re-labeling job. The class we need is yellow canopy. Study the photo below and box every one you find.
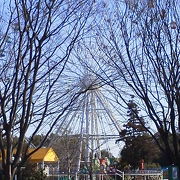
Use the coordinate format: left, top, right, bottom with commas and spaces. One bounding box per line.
0, 147, 59, 163
28, 147, 59, 163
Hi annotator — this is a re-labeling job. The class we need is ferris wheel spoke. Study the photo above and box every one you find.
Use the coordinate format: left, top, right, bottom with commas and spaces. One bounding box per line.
51, 73, 124, 172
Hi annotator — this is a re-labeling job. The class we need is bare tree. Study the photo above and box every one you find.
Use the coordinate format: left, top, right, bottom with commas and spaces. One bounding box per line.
77, 0, 180, 170
50, 134, 82, 175
0, 0, 95, 179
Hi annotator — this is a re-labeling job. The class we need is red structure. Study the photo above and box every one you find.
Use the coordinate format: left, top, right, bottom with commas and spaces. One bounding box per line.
139, 159, 144, 170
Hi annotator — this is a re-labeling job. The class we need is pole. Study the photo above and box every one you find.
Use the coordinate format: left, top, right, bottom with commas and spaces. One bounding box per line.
58, 161, 60, 179
122, 172, 124, 180
42, 161, 44, 169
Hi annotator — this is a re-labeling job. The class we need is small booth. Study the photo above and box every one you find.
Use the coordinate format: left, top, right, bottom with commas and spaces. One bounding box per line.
162, 165, 179, 180
0, 147, 59, 179
28, 147, 59, 176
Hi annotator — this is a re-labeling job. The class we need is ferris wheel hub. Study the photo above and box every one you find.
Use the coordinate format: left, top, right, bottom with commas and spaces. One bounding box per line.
79, 74, 100, 90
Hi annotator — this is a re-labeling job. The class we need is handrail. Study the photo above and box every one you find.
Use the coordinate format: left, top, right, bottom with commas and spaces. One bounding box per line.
124, 170, 163, 180
124, 170, 163, 175
116, 169, 124, 180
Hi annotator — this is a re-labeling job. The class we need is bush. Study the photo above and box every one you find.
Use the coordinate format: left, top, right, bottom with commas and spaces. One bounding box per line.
20, 163, 47, 180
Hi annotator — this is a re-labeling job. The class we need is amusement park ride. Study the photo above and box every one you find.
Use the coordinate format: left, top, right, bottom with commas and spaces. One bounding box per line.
47, 74, 163, 180
49, 74, 124, 179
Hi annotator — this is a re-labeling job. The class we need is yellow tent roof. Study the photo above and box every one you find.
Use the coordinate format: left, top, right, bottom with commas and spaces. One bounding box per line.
0, 147, 59, 163
28, 147, 59, 163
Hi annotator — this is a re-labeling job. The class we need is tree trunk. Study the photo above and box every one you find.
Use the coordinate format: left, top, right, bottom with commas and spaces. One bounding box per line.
4, 164, 16, 180
5, 167, 12, 180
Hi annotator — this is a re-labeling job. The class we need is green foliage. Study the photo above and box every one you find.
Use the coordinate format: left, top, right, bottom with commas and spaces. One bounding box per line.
20, 163, 47, 180
100, 149, 113, 158
124, 99, 147, 137
31, 135, 45, 147
120, 134, 160, 169
145, 163, 161, 169
117, 98, 147, 144
119, 98, 161, 169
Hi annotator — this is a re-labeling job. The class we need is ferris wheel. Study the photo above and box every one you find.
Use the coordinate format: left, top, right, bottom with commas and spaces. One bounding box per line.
49, 72, 123, 173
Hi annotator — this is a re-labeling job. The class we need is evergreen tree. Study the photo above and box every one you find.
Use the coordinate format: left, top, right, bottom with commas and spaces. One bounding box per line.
119, 97, 147, 141
118, 97, 160, 169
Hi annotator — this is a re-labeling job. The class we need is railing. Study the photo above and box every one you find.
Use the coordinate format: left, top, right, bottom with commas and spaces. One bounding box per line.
47, 170, 126, 180
48, 170, 163, 180
125, 169, 163, 175
124, 170, 163, 180
116, 169, 124, 180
